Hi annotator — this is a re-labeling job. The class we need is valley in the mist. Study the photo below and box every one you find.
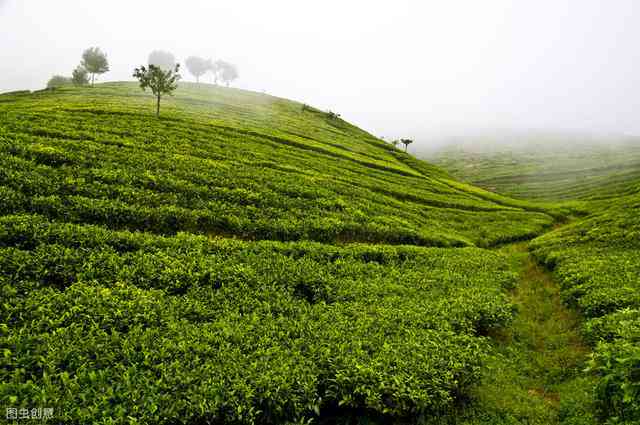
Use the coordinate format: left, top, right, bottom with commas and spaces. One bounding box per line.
423, 133, 640, 201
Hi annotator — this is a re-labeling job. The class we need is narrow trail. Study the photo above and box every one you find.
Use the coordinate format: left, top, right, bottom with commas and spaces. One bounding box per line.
459, 240, 596, 424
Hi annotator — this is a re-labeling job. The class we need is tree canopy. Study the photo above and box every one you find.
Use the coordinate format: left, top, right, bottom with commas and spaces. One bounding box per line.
400, 138, 414, 152
211, 59, 224, 84
148, 50, 176, 71
46, 75, 71, 89
133, 64, 181, 117
71, 66, 89, 86
185, 56, 209, 83
219, 61, 239, 87
80, 47, 109, 86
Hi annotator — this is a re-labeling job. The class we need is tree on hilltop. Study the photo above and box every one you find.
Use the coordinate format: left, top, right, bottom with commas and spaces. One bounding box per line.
71, 66, 89, 86
81, 47, 109, 86
47, 75, 71, 89
133, 63, 181, 117
219, 61, 239, 87
211, 59, 224, 85
185, 56, 209, 83
148, 50, 176, 71
400, 138, 414, 152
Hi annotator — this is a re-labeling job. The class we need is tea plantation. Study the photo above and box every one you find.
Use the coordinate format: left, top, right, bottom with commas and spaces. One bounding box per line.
0, 83, 637, 424
530, 190, 640, 423
427, 137, 640, 201
430, 137, 640, 424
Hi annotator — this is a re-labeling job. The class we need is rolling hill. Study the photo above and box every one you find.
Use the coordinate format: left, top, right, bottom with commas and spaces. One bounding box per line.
425, 134, 640, 201
0, 84, 561, 248
1, 83, 636, 424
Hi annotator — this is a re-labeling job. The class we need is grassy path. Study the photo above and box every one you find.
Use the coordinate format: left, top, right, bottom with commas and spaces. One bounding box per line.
456, 242, 597, 424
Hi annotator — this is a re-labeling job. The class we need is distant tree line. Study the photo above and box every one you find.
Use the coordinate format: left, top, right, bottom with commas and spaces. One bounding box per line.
184, 55, 238, 87
47, 47, 109, 89
389, 138, 414, 152
45, 47, 240, 117
46, 48, 239, 90
132, 51, 238, 117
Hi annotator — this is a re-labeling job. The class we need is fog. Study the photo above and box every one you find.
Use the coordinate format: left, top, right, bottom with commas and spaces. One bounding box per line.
1, 0, 639, 145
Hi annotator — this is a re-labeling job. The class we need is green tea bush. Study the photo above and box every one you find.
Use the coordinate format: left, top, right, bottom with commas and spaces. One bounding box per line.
0, 83, 559, 423
530, 193, 640, 423
0, 85, 554, 248
1, 213, 518, 423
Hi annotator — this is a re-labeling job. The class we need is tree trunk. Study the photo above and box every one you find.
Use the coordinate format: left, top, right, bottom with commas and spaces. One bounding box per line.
196, 76, 199, 84
156, 94, 161, 117
91, 73, 95, 87
404, 144, 407, 152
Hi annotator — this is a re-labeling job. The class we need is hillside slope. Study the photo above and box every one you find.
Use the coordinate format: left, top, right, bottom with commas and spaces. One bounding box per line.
529, 191, 640, 422
0, 83, 558, 247
1, 83, 574, 424
423, 133, 640, 423
426, 136, 640, 201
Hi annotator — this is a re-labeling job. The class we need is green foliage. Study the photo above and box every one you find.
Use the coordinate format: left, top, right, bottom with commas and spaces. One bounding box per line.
0, 213, 519, 423
428, 139, 640, 202
133, 64, 181, 117
46, 75, 71, 89
0, 90, 31, 96
448, 245, 596, 425
0, 83, 555, 248
71, 66, 89, 86
530, 192, 640, 423
0, 82, 572, 423
80, 46, 109, 86
586, 320, 640, 424
429, 137, 640, 422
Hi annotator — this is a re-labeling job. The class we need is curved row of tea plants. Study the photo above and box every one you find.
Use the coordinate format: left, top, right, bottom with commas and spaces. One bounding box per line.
0, 83, 565, 423
0, 84, 556, 248
428, 138, 640, 202
1, 213, 520, 423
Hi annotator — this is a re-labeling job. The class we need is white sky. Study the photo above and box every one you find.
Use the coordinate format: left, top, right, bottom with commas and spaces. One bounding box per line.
1, 0, 639, 142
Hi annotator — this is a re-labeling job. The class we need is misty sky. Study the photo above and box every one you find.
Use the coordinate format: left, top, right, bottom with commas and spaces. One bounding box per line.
1, 0, 639, 143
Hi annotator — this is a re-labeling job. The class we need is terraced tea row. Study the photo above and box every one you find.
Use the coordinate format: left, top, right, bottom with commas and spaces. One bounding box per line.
0, 84, 556, 247
1, 213, 518, 423
428, 138, 640, 201
0, 83, 581, 424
